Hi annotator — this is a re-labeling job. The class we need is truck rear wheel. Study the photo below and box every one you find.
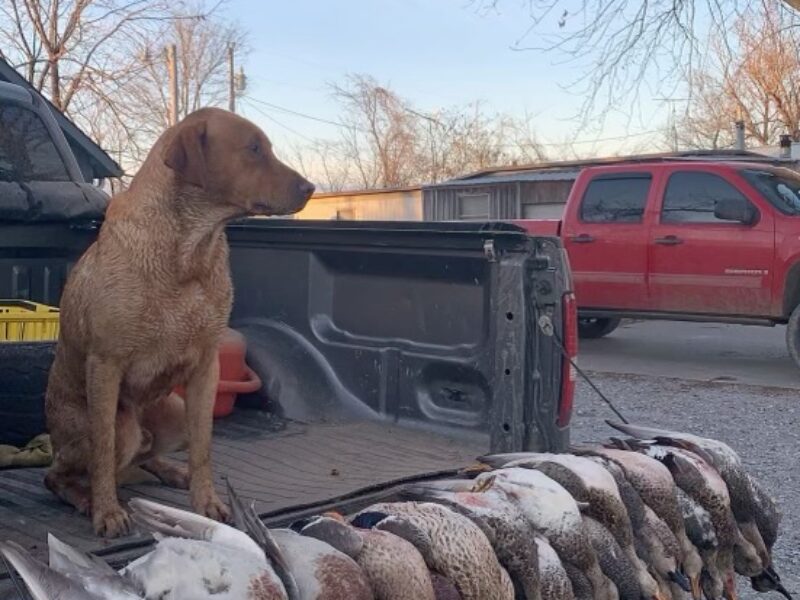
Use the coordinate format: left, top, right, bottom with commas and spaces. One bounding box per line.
578, 317, 621, 339
786, 305, 800, 369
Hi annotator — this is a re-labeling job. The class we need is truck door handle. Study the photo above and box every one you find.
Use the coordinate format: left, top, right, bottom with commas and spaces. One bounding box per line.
570, 234, 595, 243
654, 235, 683, 246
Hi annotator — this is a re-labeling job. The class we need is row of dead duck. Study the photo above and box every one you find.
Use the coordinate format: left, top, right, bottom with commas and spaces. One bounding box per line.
0, 420, 789, 600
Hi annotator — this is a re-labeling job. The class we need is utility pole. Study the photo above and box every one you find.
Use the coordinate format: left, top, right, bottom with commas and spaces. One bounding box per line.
228, 43, 236, 113
166, 44, 179, 126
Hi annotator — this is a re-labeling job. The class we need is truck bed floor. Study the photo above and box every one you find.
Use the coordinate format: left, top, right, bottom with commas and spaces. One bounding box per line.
0, 411, 486, 589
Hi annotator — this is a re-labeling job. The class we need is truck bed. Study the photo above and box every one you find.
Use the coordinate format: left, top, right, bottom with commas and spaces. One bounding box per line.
0, 219, 569, 595
0, 411, 485, 591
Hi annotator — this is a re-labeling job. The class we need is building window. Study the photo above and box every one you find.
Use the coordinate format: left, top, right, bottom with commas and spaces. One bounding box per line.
521, 202, 565, 219
457, 193, 490, 220
580, 174, 651, 223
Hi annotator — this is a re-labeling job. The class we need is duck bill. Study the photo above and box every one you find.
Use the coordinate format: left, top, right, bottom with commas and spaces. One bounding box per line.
724, 572, 739, 600
775, 583, 795, 600
690, 575, 702, 600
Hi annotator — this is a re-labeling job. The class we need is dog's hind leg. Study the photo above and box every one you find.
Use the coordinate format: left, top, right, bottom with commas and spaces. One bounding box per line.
45, 445, 92, 516
46, 404, 145, 517
138, 392, 190, 490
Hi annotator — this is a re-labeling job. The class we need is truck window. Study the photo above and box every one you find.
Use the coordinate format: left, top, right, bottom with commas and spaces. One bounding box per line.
0, 103, 70, 182
579, 175, 651, 223
661, 171, 750, 223
740, 167, 800, 215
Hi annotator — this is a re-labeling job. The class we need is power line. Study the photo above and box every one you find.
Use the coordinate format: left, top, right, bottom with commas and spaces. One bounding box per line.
246, 95, 662, 148
242, 99, 317, 143
247, 96, 356, 130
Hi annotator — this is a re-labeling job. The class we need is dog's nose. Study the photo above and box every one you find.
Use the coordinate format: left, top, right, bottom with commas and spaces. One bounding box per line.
298, 180, 315, 197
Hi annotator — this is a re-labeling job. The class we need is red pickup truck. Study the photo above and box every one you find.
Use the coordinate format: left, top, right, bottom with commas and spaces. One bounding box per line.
515, 159, 800, 368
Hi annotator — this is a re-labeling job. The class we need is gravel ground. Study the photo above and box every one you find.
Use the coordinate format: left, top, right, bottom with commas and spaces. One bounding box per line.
570, 371, 799, 600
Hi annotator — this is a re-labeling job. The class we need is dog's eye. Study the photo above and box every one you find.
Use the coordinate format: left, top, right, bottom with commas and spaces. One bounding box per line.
248, 142, 261, 155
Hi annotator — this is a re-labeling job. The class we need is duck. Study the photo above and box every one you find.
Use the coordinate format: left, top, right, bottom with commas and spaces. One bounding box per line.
582, 515, 643, 600
479, 452, 660, 600
1, 484, 293, 600
126, 492, 291, 600
675, 488, 723, 600
640, 504, 691, 600
535, 535, 575, 600
294, 512, 435, 600
629, 440, 764, 587
399, 479, 541, 600
576, 451, 657, 571
350, 511, 463, 600
606, 422, 780, 573
471, 467, 617, 600
588, 443, 703, 596
269, 527, 373, 600
355, 501, 514, 600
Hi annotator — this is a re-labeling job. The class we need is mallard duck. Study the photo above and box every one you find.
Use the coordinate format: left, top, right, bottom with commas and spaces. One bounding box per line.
355, 501, 514, 600
400, 479, 541, 600
295, 512, 435, 600
471, 467, 617, 600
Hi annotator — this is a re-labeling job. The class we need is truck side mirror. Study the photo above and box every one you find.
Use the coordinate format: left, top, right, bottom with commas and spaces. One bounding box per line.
714, 197, 758, 225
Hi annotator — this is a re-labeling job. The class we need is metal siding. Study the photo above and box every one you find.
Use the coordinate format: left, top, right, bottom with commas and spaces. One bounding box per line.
423, 185, 522, 221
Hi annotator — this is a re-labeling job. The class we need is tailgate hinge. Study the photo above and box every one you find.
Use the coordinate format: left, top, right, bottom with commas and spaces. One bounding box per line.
483, 240, 497, 262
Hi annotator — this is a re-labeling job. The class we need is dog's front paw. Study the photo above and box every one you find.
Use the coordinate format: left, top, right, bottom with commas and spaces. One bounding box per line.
192, 488, 230, 523
93, 503, 131, 538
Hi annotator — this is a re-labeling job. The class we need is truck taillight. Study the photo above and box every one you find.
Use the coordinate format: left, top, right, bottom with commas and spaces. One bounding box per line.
558, 292, 578, 427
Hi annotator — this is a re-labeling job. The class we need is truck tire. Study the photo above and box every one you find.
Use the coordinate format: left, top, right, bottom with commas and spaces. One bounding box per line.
578, 317, 621, 339
786, 305, 800, 369
0, 342, 54, 446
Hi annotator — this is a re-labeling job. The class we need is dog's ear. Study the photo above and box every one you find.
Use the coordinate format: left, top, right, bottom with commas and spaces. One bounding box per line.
163, 120, 207, 188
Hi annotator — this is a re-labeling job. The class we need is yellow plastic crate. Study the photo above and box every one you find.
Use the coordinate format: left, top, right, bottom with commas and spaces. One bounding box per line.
0, 300, 60, 342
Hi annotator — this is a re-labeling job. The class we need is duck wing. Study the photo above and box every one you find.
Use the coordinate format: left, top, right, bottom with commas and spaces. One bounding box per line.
46, 534, 141, 599
225, 479, 299, 600
128, 497, 263, 559
1, 541, 106, 600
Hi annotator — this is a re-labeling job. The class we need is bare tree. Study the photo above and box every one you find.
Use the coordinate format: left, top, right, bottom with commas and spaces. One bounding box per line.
330, 75, 419, 189
476, 0, 800, 122
677, 2, 800, 149
0, 0, 245, 176
0, 0, 179, 111
297, 74, 548, 190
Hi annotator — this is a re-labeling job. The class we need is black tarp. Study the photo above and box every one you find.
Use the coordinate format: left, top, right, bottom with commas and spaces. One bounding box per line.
0, 180, 108, 222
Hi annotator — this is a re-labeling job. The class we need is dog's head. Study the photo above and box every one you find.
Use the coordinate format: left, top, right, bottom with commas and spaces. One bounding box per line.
162, 107, 314, 217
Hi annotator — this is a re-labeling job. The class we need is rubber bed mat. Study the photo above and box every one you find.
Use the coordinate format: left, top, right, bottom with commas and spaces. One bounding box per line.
0, 410, 486, 594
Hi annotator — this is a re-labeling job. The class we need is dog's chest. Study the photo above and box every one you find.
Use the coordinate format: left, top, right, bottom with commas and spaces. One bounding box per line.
123, 279, 231, 394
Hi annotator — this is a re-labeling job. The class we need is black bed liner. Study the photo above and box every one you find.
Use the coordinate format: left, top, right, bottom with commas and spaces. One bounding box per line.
0, 412, 485, 594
